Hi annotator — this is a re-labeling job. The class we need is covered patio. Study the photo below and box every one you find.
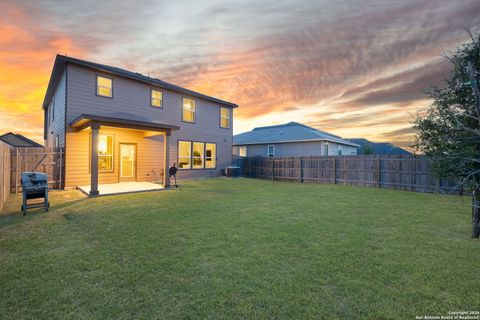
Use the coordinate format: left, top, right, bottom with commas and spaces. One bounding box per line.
70, 113, 180, 196
78, 181, 164, 196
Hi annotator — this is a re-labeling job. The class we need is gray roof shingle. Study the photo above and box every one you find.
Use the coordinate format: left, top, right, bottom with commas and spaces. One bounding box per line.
0, 132, 44, 148
233, 122, 359, 147
43, 55, 238, 109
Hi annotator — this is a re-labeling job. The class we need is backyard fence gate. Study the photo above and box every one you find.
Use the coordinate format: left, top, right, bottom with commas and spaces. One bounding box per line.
10, 147, 64, 193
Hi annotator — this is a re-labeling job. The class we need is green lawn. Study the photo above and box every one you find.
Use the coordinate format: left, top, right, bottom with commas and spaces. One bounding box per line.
0, 178, 478, 319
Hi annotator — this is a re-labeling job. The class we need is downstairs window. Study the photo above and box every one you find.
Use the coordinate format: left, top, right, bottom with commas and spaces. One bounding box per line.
98, 134, 113, 171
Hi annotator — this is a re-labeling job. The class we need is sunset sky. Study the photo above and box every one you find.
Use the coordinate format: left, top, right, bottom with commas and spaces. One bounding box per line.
1, 0, 479, 150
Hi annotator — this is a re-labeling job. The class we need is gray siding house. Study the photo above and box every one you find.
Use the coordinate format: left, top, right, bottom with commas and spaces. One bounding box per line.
233, 122, 359, 157
43, 55, 237, 195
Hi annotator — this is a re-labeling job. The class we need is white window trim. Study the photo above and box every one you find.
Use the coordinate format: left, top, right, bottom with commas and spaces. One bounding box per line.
96, 75, 113, 98
98, 134, 114, 172
178, 140, 217, 170
220, 107, 230, 128
239, 146, 247, 157
192, 142, 205, 169
205, 143, 216, 169
267, 145, 275, 157
182, 97, 196, 123
178, 140, 192, 169
151, 89, 163, 108
323, 142, 329, 156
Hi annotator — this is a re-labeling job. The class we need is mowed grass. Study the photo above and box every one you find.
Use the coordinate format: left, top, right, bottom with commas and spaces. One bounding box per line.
0, 178, 478, 319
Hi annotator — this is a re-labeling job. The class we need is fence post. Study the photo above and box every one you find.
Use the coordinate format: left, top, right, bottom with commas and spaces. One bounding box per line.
271, 158, 274, 181
238, 155, 460, 195
376, 156, 380, 188
15, 148, 19, 194
333, 157, 337, 184
299, 158, 303, 183
410, 158, 414, 192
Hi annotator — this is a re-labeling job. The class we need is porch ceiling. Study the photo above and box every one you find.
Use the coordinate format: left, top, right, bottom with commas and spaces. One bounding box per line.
69, 113, 180, 132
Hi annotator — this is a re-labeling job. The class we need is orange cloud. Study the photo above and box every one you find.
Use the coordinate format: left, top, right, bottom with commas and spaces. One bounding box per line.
0, 4, 92, 143
0, 0, 478, 152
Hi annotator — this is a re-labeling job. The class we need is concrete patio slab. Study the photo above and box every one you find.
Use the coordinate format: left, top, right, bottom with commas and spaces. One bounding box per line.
78, 181, 164, 196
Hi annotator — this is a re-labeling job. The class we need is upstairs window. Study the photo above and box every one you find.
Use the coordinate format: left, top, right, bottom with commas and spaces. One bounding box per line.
323, 142, 329, 156
151, 89, 162, 108
97, 76, 112, 97
267, 145, 275, 157
182, 97, 195, 123
220, 107, 230, 128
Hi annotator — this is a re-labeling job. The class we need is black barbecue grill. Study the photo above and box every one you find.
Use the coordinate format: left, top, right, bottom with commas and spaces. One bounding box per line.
21, 172, 49, 215
169, 163, 178, 188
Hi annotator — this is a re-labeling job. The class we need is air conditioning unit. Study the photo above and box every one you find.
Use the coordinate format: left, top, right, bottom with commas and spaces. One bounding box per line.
225, 166, 241, 178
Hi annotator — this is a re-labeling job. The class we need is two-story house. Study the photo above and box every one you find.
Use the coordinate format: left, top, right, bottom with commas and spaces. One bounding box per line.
43, 55, 237, 196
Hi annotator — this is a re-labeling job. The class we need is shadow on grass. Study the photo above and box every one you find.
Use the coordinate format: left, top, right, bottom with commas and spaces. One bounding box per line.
0, 191, 88, 229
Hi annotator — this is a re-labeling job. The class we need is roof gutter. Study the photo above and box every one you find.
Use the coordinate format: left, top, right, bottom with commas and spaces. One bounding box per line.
44, 55, 238, 109
233, 138, 360, 148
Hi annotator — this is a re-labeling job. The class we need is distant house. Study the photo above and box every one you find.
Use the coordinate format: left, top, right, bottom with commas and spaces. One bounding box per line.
233, 122, 359, 157
346, 138, 412, 155
0, 132, 43, 148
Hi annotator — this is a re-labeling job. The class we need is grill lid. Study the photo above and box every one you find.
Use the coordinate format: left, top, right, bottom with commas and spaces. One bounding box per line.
21, 172, 48, 186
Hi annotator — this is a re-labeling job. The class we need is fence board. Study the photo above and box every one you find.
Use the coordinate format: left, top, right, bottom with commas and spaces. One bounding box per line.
233, 155, 461, 195
0, 142, 11, 212
10, 147, 64, 193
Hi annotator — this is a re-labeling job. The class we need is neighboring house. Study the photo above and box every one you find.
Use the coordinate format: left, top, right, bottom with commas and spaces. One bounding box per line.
346, 138, 412, 155
0, 132, 43, 148
43, 55, 237, 195
233, 122, 359, 157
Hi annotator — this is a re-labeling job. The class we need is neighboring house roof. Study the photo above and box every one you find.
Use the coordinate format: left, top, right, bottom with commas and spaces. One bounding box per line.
0, 132, 44, 148
42, 54, 238, 110
346, 138, 412, 155
233, 122, 360, 147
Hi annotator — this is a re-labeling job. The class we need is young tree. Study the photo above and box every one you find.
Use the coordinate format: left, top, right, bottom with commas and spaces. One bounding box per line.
363, 144, 375, 155
414, 30, 480, 238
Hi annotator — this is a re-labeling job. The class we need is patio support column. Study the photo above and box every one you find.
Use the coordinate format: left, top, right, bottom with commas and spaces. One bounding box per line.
163, 131, 171, 188
90, 124, 100, 196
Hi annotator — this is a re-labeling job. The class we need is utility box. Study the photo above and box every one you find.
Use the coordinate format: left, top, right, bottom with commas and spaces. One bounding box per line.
225, 166, 241, 178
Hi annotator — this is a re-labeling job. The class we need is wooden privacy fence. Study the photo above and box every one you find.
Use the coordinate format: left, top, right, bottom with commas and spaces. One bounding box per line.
0, 141, 11, 212
10, 147, 64, 193
234, 155, 462, 194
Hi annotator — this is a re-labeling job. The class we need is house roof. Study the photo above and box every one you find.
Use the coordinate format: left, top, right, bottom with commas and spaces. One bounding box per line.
69, 112, 180, 132
346, 138, 412, 155
233, 122, 360, 147
42, 54, 238, 110
0, 132, 44, 148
